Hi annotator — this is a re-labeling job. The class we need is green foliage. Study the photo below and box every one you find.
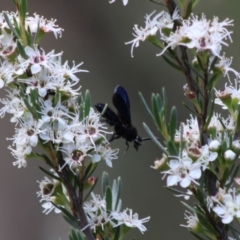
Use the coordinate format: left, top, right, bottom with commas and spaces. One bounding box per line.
68, 228, 87, 240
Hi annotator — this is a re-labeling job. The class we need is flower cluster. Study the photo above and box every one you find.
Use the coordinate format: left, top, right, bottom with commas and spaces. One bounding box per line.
159, 14, 233, 57
157, 113, 240, 190
37, 175, 150, 234
83, 192, 150, 234
0, 12, 119, 172
126, 10, 180, 57
127, 11, 234, 60
212, 187, 240, 224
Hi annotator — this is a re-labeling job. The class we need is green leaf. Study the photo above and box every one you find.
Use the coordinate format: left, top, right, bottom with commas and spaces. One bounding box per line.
168, 107, 177, 141
162, 55, 184, 72
84, 162, 97, 181
54, 204, 78, 223
3, 12, 19, 38
181, 201, 196, 213
206, 73, 222, 92
39, 166, 62, 182
38, 153, 54, 167
102, 172, 110, 196
151, 94, 161, 129
84, 90, 91, 118
190, 232, 206, 240
26, 25, 32, 46
112, 177, 122, 211
196, 211, 218, 235
226, 165, 239, 189
161, 88, 167, 117
29, 88, 41, 117
64, 215, 79, 230
68, 228, 87, 240
236, 112, 240, 133
209, 56, 218, 72
139, 92, 154, 121
182, 102, 197, 115
106, 186, 112, 212
79, 105, 84, 122
143, 123, 168, 154
20, 0, 28, 23
185, 61, 204, 80
195, 187, 205, 205
204, 97, 215, 130
165, 186, 192, 196
16, 40, 27, 59
167, 140, 177, 156
113, 226, 121, 240
147, 35, 164, 49
83, 178, 98, 202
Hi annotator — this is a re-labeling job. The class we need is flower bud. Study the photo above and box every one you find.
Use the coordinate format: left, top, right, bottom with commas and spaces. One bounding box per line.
151, 154, 168, 171
224, 149, 236, 161
209, 140, 221, 152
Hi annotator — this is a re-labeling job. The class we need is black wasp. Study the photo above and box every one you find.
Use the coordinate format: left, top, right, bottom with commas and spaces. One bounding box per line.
95, 85, 150, 150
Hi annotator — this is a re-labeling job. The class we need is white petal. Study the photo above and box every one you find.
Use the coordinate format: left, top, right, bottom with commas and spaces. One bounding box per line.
167, 175, 178, 186
209, 152, 218, 161
31, 64, 41, 74
213, 205, 225, 215
25, 46, 35, 57
0, 79, 4, 88
180, 178, 191, 188
189, 168, 201, 179
92, 154, 101, 163
38, 88, 47, 97
169, 159, 180, 170
30, 135, 38, 147
222, 215, 233, 224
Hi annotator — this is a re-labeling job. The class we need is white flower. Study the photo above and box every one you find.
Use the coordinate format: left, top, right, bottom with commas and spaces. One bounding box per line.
199, 145, 218, 170
175, 115, 200, 144
180, 211, 199, 230
84, 193, 106, 213
51, 57, 88, 82
18, 46, 62, 74
110, 208, 150, 234
215, 55, 240, 81
59, 141, 93, 172
162, 153, 202, 188
26, 13, 64, 38
212, 188, 240, 224
37, 177, 57, 200
8, 144, 29, 168
126, 10, 179, 57
159, 14, 233, 57
92, 144, 119, 167
0, 32, 17, 58
41, 201, 62, 215
75, 108, 110, 145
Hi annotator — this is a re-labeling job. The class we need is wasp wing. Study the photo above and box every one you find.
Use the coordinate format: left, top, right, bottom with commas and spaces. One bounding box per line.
112, 85, 131, 126
95, 103, 121, 126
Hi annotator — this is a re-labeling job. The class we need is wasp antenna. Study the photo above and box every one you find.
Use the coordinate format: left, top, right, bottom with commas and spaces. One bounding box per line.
141, 137, 160, 141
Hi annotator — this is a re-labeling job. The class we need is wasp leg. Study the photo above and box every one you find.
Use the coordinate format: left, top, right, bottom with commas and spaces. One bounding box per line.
122, 141, 129, 158
108, 133, 121, 142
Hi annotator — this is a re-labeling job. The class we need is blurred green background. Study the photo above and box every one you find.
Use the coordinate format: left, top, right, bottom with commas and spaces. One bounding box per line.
0, 0, 240, 239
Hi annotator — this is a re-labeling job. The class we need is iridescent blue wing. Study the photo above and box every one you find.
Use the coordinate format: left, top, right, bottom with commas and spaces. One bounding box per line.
112, 85, 131, 126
